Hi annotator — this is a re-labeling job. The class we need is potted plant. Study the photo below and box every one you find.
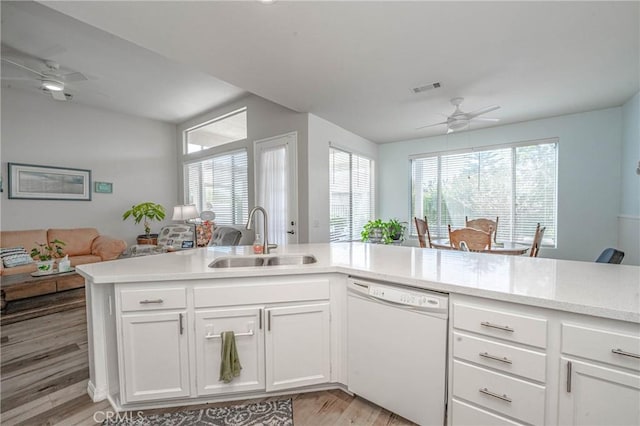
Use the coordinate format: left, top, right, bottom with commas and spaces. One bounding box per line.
361, 219, 389, 244
361, 219, 407, 244
31, 239, 66, 272
122, 202, 166, 245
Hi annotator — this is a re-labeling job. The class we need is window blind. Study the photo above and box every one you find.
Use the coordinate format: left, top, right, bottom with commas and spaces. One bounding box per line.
330, 148, 374, 242
411, 140, 557, 245
185, 149, 248, 225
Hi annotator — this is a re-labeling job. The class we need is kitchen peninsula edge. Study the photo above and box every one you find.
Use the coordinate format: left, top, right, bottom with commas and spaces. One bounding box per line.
76, 242, 640, 417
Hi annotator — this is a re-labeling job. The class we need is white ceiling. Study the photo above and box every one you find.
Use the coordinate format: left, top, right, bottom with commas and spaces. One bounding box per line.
4, 1, 639, 144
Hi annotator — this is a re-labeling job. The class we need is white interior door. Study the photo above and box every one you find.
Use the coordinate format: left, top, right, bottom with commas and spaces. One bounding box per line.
254, 132, 298, 246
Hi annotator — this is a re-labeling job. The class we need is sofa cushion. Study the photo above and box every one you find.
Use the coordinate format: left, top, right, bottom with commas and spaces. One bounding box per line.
0, 229, 48, 254
69, 254, 102, 267
91, 235, 127, 260
48, 228, 99, 257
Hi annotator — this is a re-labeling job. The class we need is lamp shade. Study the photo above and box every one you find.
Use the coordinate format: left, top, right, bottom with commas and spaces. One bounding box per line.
172, 204, 199, 221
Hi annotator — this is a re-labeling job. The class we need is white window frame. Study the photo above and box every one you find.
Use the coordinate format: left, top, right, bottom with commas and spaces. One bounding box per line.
182, 107, 247, 154
410, 138, 558, 246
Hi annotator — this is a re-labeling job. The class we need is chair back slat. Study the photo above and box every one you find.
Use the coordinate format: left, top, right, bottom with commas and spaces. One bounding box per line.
465, 216, 499, 243
448, 225, 492, 251
414, 217, 432, 248
530, 223, 546, 257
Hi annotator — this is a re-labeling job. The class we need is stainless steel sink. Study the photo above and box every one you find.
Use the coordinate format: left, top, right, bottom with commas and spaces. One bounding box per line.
266, 254, 317, 266
209, 257, 266, 268
209, 254, 317, 268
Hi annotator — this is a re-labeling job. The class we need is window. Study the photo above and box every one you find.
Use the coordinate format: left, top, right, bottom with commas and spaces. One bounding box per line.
184, 108, 247, 154
330, 148, 375, 242
411, 139, 557, 246
185, 149, 248, 225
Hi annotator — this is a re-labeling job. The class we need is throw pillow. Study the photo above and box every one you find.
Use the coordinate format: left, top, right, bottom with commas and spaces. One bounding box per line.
0, 247, 34, 268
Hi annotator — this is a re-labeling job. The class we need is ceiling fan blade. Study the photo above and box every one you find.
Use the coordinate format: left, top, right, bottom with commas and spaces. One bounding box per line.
466, 105, 500, 119
416, 121, 448, 130
1, 57, 45, 78
63, 71, 88, 82
471, 117, 500, 122
49, 90, 67, 101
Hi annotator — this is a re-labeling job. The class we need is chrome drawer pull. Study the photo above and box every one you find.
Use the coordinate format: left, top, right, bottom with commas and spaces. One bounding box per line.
480, 321, 514, 332
612, 348, 640, 359
205, 330, 254, 339
479, 352, 513, 364
479, 387, 512, 403
139, 299, 164, 304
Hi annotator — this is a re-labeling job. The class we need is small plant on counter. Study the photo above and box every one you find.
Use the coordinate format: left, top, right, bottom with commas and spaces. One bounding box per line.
361, 219, 407, 244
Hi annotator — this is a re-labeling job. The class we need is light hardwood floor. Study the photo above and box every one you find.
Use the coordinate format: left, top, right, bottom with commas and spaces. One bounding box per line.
1, 302, 415, 425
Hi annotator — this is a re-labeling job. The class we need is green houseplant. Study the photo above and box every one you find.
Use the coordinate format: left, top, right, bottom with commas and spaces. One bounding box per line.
122, 202, 166, 244
361, 219, 407, 244
31, 239, 66, 272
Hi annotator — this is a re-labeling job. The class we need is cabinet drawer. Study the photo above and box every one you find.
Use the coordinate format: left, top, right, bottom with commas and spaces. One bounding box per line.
562, 323, 640, 371
453, 304, 547, 348
194, 279, 329, 308
120, 288, 186, 312
453, 332, 546, 382
452, 360, 546, 425
451, 399, 525, 426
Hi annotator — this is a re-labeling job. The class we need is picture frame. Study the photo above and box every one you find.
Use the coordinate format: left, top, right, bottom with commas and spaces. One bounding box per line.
94, 181, 113, 194
8, 163, 91, 201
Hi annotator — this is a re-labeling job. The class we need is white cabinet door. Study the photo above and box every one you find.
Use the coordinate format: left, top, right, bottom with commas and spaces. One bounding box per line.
121, 311, 190, 403
558, 358, 640, 426
265, 302, 331, 391
195, 307, 265, 395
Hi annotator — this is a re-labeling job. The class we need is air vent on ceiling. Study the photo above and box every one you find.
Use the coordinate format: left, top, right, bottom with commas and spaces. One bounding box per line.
412, 82, 441, 94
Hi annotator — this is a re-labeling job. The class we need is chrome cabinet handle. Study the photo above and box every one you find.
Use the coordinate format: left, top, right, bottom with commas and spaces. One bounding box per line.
205, 330, 254, 339
479, 352, 513, 364
267, 311, 272, 331
612, 348, 640, 359
480, 321, 514, 332
479, 387, 512, 403
179, 313, 184, 335
567, 360, 572, 393
259, 309, 263, 330
139, 299, 163, 304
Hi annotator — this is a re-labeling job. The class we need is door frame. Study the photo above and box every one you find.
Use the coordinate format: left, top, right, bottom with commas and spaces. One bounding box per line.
253, 131, 299, 244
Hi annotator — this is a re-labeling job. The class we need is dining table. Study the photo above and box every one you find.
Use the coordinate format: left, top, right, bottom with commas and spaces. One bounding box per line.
430, 238, 529, 255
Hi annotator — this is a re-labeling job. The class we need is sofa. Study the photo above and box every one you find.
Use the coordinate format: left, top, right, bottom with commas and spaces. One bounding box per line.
0, 228, 127, 276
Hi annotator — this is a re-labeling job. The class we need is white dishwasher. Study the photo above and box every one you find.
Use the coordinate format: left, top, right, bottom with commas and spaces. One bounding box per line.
347, 277, 449, 426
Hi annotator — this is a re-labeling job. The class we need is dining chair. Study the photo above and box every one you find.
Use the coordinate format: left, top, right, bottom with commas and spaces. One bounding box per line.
529, 223, 546, 257
595, 248, 624, 264
465, 216, 499, 243
448, 225, 492, 251
414, 217, 432, 248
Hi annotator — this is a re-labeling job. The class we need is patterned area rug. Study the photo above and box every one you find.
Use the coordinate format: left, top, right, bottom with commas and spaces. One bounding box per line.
103, 399, 293, 426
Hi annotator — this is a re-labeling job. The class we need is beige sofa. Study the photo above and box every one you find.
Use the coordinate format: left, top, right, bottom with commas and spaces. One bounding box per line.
0, 228, 126, 276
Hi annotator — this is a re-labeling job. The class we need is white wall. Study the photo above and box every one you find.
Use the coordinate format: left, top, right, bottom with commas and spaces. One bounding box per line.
618, 92, 640, 265
0, 88, 177, 245
177, 94, 309, 243
379, 107, 626, 262
307, 114, 378, 243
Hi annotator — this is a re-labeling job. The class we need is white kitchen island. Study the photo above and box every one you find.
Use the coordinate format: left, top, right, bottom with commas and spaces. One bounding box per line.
77, 243, 640, 424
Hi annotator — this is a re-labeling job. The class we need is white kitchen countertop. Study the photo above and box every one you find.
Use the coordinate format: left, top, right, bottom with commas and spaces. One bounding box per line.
77, 242, 640, 323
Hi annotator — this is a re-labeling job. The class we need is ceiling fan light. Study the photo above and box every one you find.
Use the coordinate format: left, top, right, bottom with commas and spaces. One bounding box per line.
448, 120, 469, 131
42, 79, 64, 92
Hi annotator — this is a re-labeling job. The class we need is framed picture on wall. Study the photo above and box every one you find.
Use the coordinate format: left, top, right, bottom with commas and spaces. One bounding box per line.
8, 163, 92, 201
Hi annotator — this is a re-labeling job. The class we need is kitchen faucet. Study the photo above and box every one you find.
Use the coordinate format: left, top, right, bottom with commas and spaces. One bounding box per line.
246, 206, 278, 254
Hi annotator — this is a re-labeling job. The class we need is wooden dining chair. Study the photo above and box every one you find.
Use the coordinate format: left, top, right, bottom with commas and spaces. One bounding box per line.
414, 217, 432, 248
448, 225, 492, 251
529, 223, 546, 257
465, 216, 499, 243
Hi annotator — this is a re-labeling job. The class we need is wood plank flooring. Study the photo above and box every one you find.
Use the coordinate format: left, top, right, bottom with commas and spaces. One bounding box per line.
1, 301, 416, 425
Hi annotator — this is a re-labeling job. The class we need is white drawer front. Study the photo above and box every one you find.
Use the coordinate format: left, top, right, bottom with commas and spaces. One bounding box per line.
194, 279, 330, 308
120, 288, 186, 312
451, 399, 525, 426
562, 323, 640, 371
452, 360, 546, 425
453, 332, 546, 382
453, 303, 547, 348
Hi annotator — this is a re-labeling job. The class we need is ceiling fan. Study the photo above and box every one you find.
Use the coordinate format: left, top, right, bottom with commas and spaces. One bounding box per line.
418, 97, 500, 133
1, 46, 89, 101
